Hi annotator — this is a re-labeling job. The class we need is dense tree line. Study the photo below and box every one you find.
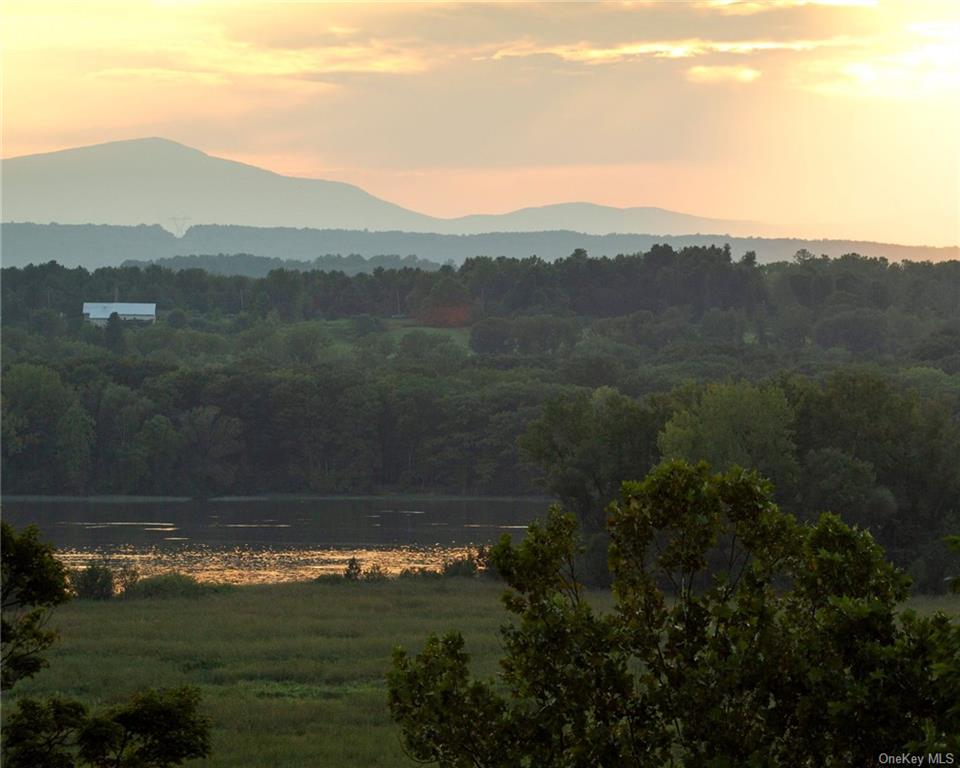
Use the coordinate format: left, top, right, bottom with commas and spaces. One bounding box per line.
122, 251, 443, 277
2, 247, 959, 590
4, 246, 959, 367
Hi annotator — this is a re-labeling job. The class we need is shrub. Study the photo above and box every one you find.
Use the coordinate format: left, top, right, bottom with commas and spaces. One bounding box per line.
440, 555, 478, 578
440, 547, 497, 579
121, 573, 210, 600
362, 564, 389, 582
114, 564, 140, 593
398, 567, 442, 581
343, 557, 363, 581
71, 564, 114, 600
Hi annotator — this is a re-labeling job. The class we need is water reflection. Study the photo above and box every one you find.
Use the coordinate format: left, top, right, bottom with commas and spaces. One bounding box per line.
2, 496, 548, 585
54, 544, 484, 585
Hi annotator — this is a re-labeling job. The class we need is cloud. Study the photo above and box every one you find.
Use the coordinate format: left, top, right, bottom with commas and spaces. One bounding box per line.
84, 40, 431, 83
799, 18, 960, 99
489, 36, 852, 65
688, 65, 762, 82
701, 0, 878, 14
87, 68, 229, 85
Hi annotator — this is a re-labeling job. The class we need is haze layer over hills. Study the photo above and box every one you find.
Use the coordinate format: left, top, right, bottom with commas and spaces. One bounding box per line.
2, 138, 761, 237
4, 138, 957, 271
5, 223, 959, 271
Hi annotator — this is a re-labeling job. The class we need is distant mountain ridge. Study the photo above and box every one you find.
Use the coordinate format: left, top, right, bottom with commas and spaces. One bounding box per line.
3, 222, 957, 271
2, 137, 761, 236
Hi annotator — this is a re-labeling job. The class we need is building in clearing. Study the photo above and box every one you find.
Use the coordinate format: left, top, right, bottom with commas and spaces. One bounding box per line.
82, 302, 157, 326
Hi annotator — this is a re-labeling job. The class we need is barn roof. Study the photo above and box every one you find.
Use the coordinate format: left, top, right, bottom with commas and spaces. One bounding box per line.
82, 302, 157, 319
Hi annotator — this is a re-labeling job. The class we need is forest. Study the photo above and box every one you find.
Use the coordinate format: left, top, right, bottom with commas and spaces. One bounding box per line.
2, 245, 959, 590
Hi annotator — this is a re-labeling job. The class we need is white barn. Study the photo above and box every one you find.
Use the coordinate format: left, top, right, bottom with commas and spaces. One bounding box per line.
82, 302, 157, 326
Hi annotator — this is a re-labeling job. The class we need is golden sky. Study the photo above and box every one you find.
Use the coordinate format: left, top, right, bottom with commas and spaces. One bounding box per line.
3, 0, 959, 245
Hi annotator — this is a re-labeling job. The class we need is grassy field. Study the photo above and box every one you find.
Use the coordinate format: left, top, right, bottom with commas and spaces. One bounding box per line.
9, 580, 511, 768
8, 581, 958, 768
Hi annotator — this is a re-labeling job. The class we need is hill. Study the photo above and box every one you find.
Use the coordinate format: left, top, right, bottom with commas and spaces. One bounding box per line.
3, 222, 958, 271
2, 138, 756, 236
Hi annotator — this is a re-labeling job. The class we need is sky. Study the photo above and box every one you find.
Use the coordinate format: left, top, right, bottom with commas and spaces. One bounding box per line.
2, 0, 959, 246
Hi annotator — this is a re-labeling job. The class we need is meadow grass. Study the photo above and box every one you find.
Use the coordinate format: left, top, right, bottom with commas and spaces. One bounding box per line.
7, 581, 957, 768
10, 579, 511, 768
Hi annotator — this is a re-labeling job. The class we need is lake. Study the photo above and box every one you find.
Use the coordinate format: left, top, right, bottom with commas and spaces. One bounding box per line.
0, 496, 551, 584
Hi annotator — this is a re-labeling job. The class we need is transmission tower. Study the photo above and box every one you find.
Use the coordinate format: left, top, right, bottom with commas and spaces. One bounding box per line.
169, 217, 191, 237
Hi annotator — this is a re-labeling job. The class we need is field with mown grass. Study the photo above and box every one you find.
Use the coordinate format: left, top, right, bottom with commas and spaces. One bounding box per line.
8, 580, 958, 768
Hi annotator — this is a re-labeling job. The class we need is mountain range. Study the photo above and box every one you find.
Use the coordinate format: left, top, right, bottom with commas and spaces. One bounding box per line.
2, 137, 763, 237
4, 222, 958, 271
4, 138, 958, 270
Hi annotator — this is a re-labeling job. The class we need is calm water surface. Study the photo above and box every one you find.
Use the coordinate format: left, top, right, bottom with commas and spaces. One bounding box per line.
1, 496, 548, 584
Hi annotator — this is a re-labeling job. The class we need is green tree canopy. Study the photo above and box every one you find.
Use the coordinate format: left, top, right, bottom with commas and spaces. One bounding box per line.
1, 522, 71, 690
389, 461, 959, 766
519, 388, 663, 529
658, 380, 799, 500
3, 688, 211, 768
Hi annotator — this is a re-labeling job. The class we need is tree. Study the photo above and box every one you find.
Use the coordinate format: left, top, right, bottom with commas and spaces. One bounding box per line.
519, 388, 663, 530
179, 406, 244, 495
130, 415, 184, 495
1, 522, 70, 690
103, 312, 125, 354
800, 447, 895, 529
1, 364, 94, 493
3, 688, 210, 768
389, 461, 959, 766
469, 317, 514, 355
658, 380, 799, 501
814, 308, 889, 353
54, 402, 95, 494
283, 322, 331, 365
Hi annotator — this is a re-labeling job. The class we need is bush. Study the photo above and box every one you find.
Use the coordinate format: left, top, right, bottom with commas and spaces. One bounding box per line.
440, 555, 479, 578
398, 567, 442, 580
114, 564, 141, 593
439, 547, 497, 580
71, 564, 115, 600
362, 564, 389, 582
121, 573, 210, 600
343, 557, 362, 581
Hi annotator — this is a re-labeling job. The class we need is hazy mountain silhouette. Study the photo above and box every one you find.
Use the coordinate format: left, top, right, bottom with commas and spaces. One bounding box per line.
4, 222, 958, 271
2, 138, 761, 236
2, 138, 436, 232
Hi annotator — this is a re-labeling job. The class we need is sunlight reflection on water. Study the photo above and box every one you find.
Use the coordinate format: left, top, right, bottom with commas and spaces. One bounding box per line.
55, 544, 481, 585
5, 496, 547, 585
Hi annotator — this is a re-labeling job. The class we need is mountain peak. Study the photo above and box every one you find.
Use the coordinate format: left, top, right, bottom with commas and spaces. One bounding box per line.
2, 137, 765, 237
6, 136, 204, 163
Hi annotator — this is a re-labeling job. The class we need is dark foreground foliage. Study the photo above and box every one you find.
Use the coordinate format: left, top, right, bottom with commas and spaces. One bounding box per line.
1, 523, 212, 768
1, 522, 70, 689
3, 688, 211, 768
389, 461, 960, 767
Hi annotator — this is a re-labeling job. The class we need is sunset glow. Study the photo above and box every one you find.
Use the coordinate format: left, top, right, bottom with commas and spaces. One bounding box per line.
2, 0, 958, 245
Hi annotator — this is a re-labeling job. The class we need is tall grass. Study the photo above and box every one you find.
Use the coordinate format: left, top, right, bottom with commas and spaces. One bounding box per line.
7, 581, 956, 767
8, 580, 511, 767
